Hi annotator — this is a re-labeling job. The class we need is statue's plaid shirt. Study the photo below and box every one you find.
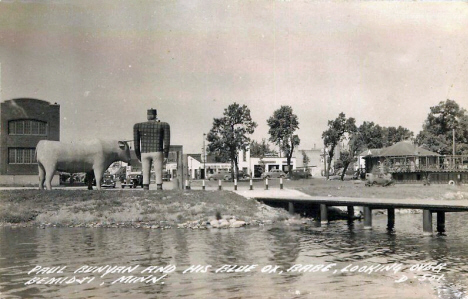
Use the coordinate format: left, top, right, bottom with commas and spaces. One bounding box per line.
133, 121, 171, 158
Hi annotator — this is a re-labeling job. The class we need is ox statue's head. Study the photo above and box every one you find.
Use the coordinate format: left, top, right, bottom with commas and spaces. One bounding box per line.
118, 141, 131, 164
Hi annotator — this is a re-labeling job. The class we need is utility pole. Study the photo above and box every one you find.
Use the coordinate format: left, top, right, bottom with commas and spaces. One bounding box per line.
203, 133, 206, 179
453, 128, 456, 156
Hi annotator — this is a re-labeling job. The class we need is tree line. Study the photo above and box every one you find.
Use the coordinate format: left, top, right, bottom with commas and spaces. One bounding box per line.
206, 104, 299, 179
322, 99, 468, 180
205, 99, 468, 180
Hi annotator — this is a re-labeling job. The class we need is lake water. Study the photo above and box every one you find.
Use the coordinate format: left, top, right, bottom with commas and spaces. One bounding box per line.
1, 212, 468, 298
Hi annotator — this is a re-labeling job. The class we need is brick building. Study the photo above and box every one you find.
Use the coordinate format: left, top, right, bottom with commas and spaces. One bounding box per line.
0, 98, 60, 185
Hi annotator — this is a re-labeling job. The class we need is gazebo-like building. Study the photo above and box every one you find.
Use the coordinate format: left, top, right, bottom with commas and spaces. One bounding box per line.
361, 141, 468, 184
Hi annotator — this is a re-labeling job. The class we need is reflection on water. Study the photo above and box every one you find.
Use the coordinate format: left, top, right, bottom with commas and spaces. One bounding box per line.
1, 212, 468, 298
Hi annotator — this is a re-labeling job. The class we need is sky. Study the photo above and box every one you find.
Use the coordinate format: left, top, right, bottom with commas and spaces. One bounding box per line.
0, 0, 467, 153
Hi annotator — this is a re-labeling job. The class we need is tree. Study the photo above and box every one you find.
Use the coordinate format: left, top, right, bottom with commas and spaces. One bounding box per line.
338, 132, 364, 180
302, 151, 310, 171
267, 106, 300, 175
250, 139, 277, 158
357, 121, 385, 149
383, 126, 414, 146
207, 103, 257, 180
416, 99, 468, 155
322, 112, 357, 179
357, 122, 414, 149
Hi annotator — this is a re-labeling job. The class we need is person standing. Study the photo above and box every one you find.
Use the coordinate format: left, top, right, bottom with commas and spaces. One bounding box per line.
133, 108, 171, 190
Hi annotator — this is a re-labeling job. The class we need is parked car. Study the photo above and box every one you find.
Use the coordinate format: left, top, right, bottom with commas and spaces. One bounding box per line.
365, 173, 394, 186
163, 171, 171, 181
100, 174, 116, 188
261, 169, 286, 179
207, 171, 231, 181
90, 174, 116, 188
290, 168, 311, 179
207, 170, 249, 181
121, 172, 143, 188
237, 170, 250, 179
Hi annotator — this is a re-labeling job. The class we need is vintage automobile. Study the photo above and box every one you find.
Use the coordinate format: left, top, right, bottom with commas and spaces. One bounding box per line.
207, 171, 231, 181
100, 174, 116, 188
261, 169, 286, 179
207, 170, 249, 181
89, 173, 116, 188
121, 172, 144, 188
365, 173, 394, 186
290, 168, 311, 179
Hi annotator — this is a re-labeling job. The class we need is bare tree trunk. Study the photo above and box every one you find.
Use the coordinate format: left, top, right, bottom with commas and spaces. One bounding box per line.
326, 145, 336, 180
341, 162, 349, 181
230, 154, 235, 181
234, 157, 239, 180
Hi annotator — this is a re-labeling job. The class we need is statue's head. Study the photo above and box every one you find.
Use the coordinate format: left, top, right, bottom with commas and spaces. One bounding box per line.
147, 108, 157, 120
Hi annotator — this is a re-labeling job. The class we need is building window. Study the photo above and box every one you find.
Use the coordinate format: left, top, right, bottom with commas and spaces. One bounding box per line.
243, 150, 247, 162
9, 119, 47, 136
8, 148, 37, 164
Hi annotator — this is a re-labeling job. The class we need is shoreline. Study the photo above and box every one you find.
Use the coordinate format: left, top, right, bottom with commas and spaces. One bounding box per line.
2, 181, 468, 229
0, 189, 292, 229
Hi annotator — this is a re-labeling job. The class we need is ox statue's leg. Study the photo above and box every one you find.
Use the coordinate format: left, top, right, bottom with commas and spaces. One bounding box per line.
44, 163, 57, 190
38, 162, 46, 190
94, 167, 104, 190
85, 172, 94, 190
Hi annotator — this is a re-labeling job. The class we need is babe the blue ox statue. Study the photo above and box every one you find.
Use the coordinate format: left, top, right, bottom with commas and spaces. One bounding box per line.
36, 139, 131, 190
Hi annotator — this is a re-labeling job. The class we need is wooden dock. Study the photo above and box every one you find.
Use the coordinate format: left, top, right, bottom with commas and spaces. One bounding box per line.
236, 188, 468, 235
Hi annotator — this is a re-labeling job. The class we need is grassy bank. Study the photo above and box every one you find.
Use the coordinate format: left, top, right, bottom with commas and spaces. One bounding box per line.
0, 190, 290, 228
296, 179, 468, 200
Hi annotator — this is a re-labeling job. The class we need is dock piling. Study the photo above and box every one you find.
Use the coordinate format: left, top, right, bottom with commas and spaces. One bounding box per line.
347, 206, 354, 222
437, 211, 445, 234
265, 178, 269, 190
202, 180, 205, 190
320, 204, 328, 224
423, 210, 433, 235
218, 179, 222, 191
249, 179, 253, 190
234, 179, 237, 191
364, 207, 372, 229
387, 208, 395, 231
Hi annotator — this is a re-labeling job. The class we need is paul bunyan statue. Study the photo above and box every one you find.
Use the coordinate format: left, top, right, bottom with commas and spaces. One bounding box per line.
133, 108, 171, 190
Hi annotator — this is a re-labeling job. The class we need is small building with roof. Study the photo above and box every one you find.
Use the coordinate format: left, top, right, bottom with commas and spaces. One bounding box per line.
361, 140, 468, 184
